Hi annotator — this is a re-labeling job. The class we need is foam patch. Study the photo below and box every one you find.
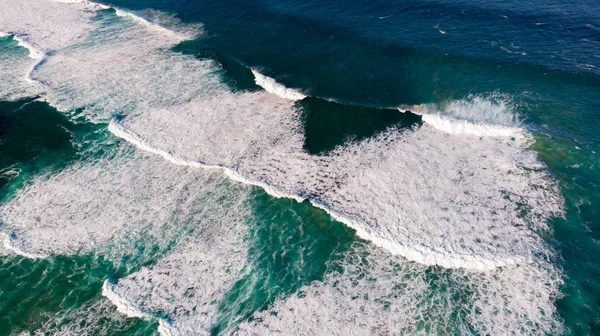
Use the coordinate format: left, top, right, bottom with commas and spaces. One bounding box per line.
113, 92, 563, 270
237, 242, 563, 335
0, 144, 248, 264
0, 0, 103, 53
31, 9, 216, 120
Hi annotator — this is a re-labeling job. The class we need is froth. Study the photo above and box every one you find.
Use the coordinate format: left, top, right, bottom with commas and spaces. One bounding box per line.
104, 197, 250, 334
401, 93, 523, 136
114, 90, 562, 270
114, 8, 203, 41
0, 144, 248, 263
12, 36, 44, 59
3, 0, 563, 272
31, 9, 217, 120
237, 242, 563, 335
0, 0, 102, 52
252, 70, 307, 101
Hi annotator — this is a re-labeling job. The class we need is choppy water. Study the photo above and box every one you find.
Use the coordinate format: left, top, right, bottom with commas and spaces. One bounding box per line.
0, 0, 598, 335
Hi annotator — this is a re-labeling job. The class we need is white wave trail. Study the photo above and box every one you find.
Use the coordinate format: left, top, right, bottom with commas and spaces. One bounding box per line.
12, 36, 44, 60
108, 121, 305, 203
0, 34, 44, 100
399, 93, 523, 137
110, 120, 507, 271
252, 70, 307, 100
108, 91, 562, 271
113, 8, 201, 41
102, 281, 153, 320
0, 0, 103, 52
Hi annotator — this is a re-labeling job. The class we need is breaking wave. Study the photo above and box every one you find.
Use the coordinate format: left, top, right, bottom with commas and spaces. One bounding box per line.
0, 1, 566, 334
0, 0, 564, 271
251, 69, 307, 100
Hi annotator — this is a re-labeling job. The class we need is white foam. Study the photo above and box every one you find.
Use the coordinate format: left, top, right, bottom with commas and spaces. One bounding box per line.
104, 198, 250, 334
0, 144, 249, 263
102, 281, 154, 319
400, 93, 523, 137
2, 0, 563, 272
113, 8, 201, 41
1, 232, 48, 259
0, 138, 253, 335
0, 2, 566, 333
0, 35, 45, 100
237, 242, 563, 335
33, 296, 145, 335
252, 70, 307, 101
111, 91, 562, 270
0, 0, 102, 53
12, 36, 45, 59
30, 10, 214, 120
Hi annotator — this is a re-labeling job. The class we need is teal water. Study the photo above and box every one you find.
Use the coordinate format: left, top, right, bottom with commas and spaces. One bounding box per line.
0, 1, 599, 335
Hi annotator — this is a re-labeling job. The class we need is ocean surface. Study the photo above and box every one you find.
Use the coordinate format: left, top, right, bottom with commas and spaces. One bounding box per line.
0, 0, 599, 334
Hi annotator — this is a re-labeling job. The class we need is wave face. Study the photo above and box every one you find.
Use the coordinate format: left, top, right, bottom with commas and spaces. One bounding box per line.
0, 0, 566, 334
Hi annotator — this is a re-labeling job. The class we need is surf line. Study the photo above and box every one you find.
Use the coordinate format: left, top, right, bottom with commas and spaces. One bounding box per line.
108, 121, 524, 272
6, 0, 528, 271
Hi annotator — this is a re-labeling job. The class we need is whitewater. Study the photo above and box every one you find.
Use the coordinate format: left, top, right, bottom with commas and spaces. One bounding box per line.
0, 0, 566, 334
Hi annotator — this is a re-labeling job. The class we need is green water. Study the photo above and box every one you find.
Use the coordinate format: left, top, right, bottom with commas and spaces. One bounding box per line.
0, 2, 599, 334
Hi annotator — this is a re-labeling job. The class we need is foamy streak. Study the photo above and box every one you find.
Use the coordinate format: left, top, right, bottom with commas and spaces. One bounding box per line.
0, 141, 252, 334
0, 34, 44, 99
102, 281, 153, 319
110, 87, 562, 270
0, 0, 103, 52
102, 281, 177, 334
12, 36, 43, 59
34, 298, 143, 335
251, 70, 307, 100
0, 143, 250, 266
113, 9, 191, 41
109, 118, 553, 271
108, 121, 516, 270
1, 233, 48, 259
31, 9, 213, 120
418, 113, 519, 136
104, 283, 202, 336
108, 122, 304, 203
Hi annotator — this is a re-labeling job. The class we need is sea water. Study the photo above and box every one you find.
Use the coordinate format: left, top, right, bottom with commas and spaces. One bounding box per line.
0, 0, 598, 335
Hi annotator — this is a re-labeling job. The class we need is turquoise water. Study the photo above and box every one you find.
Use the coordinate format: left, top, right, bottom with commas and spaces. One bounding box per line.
0, 0, 599, 335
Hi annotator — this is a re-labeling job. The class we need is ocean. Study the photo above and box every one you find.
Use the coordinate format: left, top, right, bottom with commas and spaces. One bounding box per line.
0, 0, 599, 334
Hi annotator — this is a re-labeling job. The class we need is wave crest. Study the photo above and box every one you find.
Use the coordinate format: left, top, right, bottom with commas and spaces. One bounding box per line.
252, 69, 307, 100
